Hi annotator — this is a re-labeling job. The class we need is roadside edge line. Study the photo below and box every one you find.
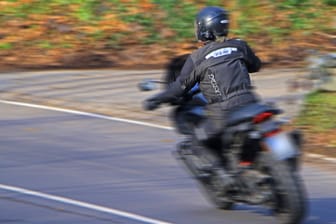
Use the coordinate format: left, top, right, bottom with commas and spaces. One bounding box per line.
0, 100, 173, 130
0, 184, 172, 224
305, 153, 336, 163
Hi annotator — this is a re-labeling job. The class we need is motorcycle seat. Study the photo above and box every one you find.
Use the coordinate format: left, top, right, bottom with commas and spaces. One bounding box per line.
226, 102, 282, 127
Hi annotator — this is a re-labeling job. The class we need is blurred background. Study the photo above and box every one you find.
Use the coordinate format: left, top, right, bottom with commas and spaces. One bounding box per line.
0, 0, 335, 69
0, 0, 335, 156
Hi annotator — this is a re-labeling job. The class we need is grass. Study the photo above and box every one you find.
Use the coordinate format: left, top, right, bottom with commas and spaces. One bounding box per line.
296, 91, 336, 131
37, 40, 54, 49
0, 43, 12, 50
152, 1, 198, 41
295, 91, 336, 149
0, 0, 334, 45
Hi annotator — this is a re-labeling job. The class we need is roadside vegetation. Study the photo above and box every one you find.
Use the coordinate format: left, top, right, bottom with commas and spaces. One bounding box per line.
295, 91, 336, 153
0, 0, 335, 69
297, 91, 336, 131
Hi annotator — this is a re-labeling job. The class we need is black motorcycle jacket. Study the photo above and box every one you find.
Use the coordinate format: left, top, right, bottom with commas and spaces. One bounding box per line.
153, 38, 261, 110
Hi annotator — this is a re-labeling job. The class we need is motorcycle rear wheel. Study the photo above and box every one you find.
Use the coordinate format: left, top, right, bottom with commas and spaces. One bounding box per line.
256, 152, 307, 224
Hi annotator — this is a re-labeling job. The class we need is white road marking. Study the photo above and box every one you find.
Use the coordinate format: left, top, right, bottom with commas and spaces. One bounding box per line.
0, 100, 173, 130
306, 153, 336, 163
0, 184, 172, 224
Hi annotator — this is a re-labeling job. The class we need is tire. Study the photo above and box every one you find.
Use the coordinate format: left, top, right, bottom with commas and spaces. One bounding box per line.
257, 152, 307, 224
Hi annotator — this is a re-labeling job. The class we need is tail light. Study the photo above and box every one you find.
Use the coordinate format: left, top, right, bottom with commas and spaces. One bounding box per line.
252, 112, 274, 124
252, 112, 282, 137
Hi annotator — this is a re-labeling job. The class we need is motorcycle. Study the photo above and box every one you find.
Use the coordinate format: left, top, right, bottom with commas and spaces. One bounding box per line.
139, 55, 307, 224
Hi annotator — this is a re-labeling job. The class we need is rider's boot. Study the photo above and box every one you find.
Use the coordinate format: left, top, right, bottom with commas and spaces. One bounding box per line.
206, 147, 237, 192
192, 144, 236, 190
174, 138, 213, 181
176, 136, 193, 157
176, 136, 234, 188
212, 166, 235, 192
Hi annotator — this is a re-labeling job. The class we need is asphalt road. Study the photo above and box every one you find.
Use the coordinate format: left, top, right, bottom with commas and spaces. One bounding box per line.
0, 68, 311, 127
1, 102, 336, 224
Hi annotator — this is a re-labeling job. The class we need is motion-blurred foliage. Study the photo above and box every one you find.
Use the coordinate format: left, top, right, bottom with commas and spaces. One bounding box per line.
0, 0, 335, 67
297, 91, 336, 131
295, 90, 336, 149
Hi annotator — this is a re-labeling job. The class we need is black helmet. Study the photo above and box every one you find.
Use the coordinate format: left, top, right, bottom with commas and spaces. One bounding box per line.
195, 6, 229, 42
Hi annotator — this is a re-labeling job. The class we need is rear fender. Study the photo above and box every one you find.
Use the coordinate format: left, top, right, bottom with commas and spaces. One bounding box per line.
262, 132, 300, 161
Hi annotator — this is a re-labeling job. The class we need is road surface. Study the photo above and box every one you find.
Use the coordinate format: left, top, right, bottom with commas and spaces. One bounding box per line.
1, 102, 336, 224
0, 68, 311, 126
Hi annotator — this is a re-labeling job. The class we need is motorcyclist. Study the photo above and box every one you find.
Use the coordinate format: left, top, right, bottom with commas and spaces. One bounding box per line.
144, 6, 261, 168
